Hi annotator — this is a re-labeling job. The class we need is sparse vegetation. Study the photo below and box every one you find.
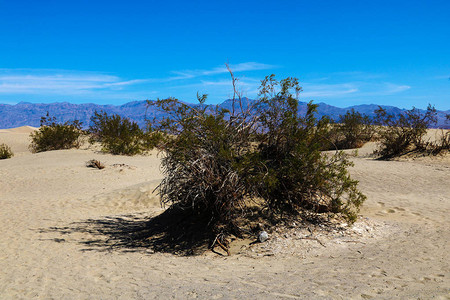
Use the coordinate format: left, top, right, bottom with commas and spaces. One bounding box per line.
29, 113, 84, 153
419, 129, 450, 155
149, 92, 256, 240
0, 143, 13, 159
253, 75, 366, 223
89, 111, 161, 155
150, 71, 366, 252
374, 105, 438, 158
327, 109, 375, 150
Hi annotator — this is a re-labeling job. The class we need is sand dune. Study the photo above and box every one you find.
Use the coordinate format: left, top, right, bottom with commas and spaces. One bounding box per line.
0, 126, 37, 155
0, 127, 449, 299
0, 126, 39, 134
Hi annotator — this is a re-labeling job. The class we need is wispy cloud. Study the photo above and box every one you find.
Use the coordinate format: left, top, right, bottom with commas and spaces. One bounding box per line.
0, 67, 413, 107
301, 83, 358, 98
0, 63, 276, 103
382, 83, 411, 94
0, 71, 144, 94
300, 81, 410, 99
103, 79, 149, 87
167, 62, 277, 81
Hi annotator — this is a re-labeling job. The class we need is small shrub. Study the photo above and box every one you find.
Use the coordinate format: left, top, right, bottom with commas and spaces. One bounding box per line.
30, 113, 83, 153
89, 111, 160, 155
438, 130, 450, 151
374, 105, 437, 158
0, 143, 13, 159
327, 109, 375, 150
422, 129, 450, 155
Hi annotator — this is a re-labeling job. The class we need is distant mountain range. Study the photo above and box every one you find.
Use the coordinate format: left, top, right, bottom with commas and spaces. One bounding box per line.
0, 99, 449, 129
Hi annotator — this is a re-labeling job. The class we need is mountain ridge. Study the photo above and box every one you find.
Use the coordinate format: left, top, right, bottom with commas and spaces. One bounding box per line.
1, 99, 448, 129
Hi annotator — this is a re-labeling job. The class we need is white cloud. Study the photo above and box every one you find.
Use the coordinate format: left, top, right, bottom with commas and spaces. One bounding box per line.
0, 67, 413, 106
298, 81, 410, 99
383, 83, 411, 94
0, 71, 144, 94
0, 63, 275, 102
169, 62, 277, 79
301, 83, 358, 97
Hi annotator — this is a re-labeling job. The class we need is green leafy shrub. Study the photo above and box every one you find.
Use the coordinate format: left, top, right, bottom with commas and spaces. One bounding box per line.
253, 75, 366, 222
0, 143, 13, 159
326, 109, 375, 150
29, 113, 83, 153
374, 105, 437, 158
89, 111, 161, 155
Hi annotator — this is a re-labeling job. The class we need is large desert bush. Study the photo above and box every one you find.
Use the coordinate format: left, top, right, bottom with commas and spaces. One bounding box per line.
0, 143, 13, 159
374, 105, 437, 158
30, 113, 83, 153
89, 111, 161, 155
151, 72, 366, 247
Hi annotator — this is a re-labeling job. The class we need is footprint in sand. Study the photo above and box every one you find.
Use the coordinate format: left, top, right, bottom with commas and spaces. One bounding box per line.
377, 209, 395, 214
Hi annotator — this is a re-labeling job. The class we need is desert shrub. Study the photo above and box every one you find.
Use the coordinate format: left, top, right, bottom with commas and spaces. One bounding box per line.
0, 143, 13, 159
151, 72, 366, 248
149, 92, 257, 236
29, 113, 83, 153
374, 105, 437, 158
326, 109, 375, 150
252, 75, 366, 223
421, 129, 450, 155
439, 130, 450, 151
89, 111, 161, 155
440, 115, 450, 152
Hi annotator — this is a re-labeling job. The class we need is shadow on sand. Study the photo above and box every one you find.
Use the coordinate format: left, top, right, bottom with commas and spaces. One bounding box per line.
40, 207, 214, 255
40, 206, 342, 256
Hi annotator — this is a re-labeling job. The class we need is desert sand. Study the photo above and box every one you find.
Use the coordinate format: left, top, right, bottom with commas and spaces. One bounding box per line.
0, 127, 449, 299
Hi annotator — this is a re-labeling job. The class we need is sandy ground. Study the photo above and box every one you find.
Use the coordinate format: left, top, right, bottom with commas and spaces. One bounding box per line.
0, 128, 449, 299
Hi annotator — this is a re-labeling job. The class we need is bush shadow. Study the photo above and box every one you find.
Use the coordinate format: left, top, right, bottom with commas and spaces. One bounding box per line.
41, 207, 214, 256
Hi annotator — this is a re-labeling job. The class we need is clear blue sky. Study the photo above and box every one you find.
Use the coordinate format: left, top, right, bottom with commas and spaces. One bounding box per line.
1, 0, 449, 110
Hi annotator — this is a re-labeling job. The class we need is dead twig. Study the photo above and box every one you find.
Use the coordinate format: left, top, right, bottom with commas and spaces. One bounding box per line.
211, 233, 230, 256
86, 159, 105, 169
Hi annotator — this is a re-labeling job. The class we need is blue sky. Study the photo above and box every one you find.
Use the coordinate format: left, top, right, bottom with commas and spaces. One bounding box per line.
0, 0, 449, 110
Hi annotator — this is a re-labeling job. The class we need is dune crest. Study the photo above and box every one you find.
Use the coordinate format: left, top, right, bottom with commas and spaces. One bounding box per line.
0, 125, 38, 133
